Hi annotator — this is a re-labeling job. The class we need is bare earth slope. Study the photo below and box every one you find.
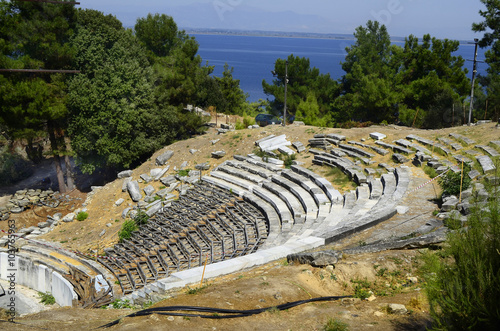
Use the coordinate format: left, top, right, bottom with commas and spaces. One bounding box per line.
1, 122, 499, 330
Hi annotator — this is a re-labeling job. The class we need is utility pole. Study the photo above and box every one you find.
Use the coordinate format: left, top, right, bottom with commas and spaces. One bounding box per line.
283, 60, 288, 127
468, 38, 479, 126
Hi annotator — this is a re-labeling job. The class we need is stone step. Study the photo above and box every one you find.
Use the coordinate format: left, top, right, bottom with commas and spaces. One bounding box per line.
476, 155, 497, 174
228, 158, 275, 179
210, 171, 259, 192
270, 175, 319, 219
369, 178, 383, 199
252, 186, 293, 227
262, 181, 306, 223
290, 165, 343, 204
476, 145, 500, 157
201, 176, 247, 196
280, 170, 331, 209
217, 164, 267, 184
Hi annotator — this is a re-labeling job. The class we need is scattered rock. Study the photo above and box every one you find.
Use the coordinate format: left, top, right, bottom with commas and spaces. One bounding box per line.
140, 174, 153, 183
117, 170, 133, 179
63, 213, 75, 222
115, 198, 125, 206
127, 181, 143, 202
388, 303, 407, 315
212, 151, 226, 159
392, 153, 409, 163
37, 222, 50, 228
156, 150, 174, 166
99, 229, 106, 237
143, 185, 155, 196
287, 250, 342, 267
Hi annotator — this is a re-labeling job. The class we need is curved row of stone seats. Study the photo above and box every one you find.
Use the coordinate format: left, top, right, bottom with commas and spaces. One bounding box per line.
209, 168, 293, 227
318, 166, 410, 244
406, 134, 451, 155
375, 140, 414, 155
227, 159, 276, 179
270, 175, 319, 220
349, 141, 389, 156
312, 153, 367, 185
290, 165, 343, 204
221, 161, 309, 224
213, 157, 331, 223
280, 170, 331, 218
218, 164, 267, 184
339, 143, 376, 158
205, 155, 340, 246
261, 181, 306, 223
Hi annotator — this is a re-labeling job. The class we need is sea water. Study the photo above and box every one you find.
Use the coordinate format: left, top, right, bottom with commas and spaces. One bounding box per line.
194, 34, 487, 102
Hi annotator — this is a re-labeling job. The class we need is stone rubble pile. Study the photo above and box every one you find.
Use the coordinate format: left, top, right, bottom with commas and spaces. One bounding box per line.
0, 189, 70, 220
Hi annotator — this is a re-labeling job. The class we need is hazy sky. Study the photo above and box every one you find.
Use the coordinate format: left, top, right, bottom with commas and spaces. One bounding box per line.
80, 0, 487, 40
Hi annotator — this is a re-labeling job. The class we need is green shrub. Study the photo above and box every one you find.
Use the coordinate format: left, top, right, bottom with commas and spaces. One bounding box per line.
118, 220, 138, 242
323, 318, 349, 331
76, 211, 88, 221
423, 166, 438, 178
423, 188, 500, 329
439, 164, 472, 196
111, 299, 132, 309
177, 169, 190, 177
38, 292, 55, 305
134, 210, 149, 225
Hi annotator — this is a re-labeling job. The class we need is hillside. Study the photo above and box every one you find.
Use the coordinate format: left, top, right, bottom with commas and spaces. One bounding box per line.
1, 121, 499, 330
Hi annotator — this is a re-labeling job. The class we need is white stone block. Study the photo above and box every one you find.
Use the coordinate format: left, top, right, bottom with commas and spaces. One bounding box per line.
370, 132, 387, 140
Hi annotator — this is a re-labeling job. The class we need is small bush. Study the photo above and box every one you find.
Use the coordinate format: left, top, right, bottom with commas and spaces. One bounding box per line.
423, 166, 438, 178
76, 211, 88, 221
323, 318, 349, 331
38, 292, 56, 305
134, 210, 149, 225
118, 220, 138, 242
439, 164, 472, 196
424, 188, 500, 329
111, 299, 132, 309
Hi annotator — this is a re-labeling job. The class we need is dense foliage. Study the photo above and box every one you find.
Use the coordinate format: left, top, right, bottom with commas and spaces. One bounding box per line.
1, 5, 247, 180
0, 0, 77, 192
423, 187, 500, 329
473, 0, 500, 121
262, 54, 338, 124
264, 20, 473, 128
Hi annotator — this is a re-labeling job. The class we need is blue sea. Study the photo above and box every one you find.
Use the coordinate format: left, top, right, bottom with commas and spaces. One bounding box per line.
193, 34, 488, 102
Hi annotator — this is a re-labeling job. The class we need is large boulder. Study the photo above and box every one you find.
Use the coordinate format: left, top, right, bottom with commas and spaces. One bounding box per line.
287, 250, 342, 267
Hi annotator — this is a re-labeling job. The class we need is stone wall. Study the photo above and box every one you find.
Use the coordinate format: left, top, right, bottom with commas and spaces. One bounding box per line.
0, 251, 77, 307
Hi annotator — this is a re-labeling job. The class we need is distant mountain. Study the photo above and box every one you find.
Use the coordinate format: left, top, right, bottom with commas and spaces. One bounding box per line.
164, 3, 340, 34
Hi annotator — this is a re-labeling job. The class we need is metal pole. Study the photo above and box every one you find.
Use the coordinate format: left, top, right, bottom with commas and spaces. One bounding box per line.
283, 60, 288, 127
468, 39, 479, 126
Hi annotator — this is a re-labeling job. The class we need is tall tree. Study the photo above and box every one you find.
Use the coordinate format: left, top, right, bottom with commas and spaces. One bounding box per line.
0, 0, 77, 192
473, 0, 500, 121
262, 54, 338, 119
395, 34, 469, 128
67, 9, 175, 174
333, 20, 400, 123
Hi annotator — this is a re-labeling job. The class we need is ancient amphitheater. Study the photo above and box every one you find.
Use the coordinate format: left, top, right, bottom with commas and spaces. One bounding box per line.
1, 124, 498, 309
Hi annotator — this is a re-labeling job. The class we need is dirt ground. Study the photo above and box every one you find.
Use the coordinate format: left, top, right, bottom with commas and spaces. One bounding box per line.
1, 121, 499, 330
5, 249, 431, 331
